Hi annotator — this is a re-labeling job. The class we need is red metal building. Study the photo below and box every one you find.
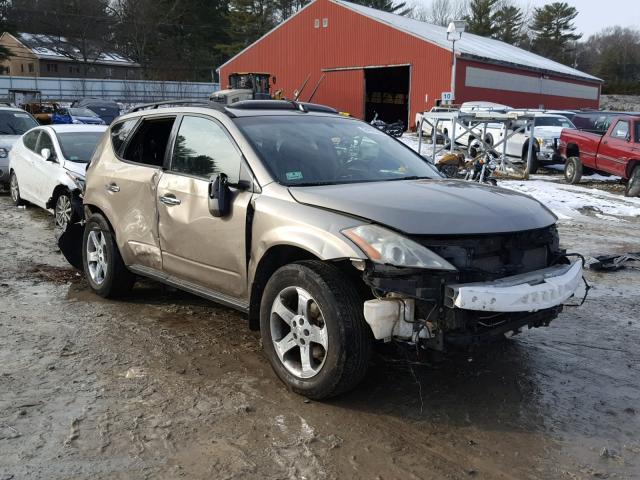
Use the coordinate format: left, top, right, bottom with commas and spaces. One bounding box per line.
218, 0, 602, 127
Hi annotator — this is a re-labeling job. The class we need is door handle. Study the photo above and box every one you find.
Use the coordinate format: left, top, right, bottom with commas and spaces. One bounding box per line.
105, 183, 120, 193
159, 194, 181, 206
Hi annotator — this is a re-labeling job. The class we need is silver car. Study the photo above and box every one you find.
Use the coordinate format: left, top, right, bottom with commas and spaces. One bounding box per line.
0, 107, 39, 188
69, 100, 583, 399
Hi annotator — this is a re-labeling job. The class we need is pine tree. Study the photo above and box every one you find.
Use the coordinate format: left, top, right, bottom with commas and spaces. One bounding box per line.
493, 5, 523, 45
465, 0, 498, 37
530, 2, 582, 64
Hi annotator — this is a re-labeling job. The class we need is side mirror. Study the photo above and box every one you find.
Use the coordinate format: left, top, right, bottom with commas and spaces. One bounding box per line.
208, 173, 231, 218
41, 148, 54, 161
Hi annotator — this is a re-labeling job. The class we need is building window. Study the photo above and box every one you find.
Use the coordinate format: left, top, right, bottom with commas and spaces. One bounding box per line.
28, 63, 34, 73
314, 18, 319, 28
105, 67, 113, 78
21, 64, 24, 73
322, 18, 328, 27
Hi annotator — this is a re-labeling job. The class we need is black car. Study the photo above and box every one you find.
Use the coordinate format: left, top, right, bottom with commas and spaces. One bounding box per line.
71, 98, 120, 125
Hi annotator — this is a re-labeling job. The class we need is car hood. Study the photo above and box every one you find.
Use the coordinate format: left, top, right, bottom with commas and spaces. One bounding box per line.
64, 161, 88, 177
0, 135, 21, 149
73, 116, 103, 124
533, 126, 564, 138
288, 179, 557, 235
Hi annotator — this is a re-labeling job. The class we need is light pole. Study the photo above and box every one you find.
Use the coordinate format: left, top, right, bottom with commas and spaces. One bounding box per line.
446, 20, 466, 104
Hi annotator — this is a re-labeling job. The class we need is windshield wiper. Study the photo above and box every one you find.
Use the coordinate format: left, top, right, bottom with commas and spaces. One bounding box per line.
385, 175, 433, 181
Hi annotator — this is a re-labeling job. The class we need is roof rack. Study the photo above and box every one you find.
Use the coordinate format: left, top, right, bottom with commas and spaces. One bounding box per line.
227, 99, 338, 114
130, 99, 227, 113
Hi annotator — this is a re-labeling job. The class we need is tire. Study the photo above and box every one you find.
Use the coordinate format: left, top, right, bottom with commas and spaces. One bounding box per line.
9, 171, 25, 206
260, 260, 372, 400
54, 191, 74, 230
564, 156, 583, 184
626, 165, 640, 197
82, 213, 135, 298
523, 145, 540, 174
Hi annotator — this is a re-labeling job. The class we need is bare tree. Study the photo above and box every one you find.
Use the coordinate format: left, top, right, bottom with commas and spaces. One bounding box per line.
408, 0, 467, 25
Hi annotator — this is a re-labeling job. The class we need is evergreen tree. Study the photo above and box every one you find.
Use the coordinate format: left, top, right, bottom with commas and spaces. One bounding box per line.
530, 2, 581, 64
493, 4, 523, 45
219, 0, 278, 57
465, 0, 498, 37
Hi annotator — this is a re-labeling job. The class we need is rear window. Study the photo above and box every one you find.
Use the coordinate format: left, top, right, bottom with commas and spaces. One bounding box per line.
57, 131, 105, 162
573, 113, 618, 134
110, 119, 138, 155
535, 116, 575, 128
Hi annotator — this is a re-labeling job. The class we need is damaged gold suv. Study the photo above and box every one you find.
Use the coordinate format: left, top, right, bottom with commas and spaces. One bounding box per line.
72, 100, 583, 399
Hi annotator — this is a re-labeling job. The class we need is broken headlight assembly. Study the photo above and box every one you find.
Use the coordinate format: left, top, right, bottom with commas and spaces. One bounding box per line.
342, 224, 457, 270
66, 171, 86, 193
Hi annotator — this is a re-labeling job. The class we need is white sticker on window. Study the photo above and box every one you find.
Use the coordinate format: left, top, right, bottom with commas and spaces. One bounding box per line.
286, 171, 303, 180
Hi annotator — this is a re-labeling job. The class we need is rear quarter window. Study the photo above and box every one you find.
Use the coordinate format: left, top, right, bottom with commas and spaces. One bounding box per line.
110, 118, 138, 155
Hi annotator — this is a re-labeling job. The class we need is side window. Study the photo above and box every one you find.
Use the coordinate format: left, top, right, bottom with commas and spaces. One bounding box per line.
110, 118, 138, 155
37, 131, 55, 154
122, 117, 175, 167
171, 116, 241, 183
23, 131, 40, 152
611, 120, 630, 139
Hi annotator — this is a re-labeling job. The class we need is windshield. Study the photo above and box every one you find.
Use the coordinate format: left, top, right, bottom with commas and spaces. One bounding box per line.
535, 116, 575, 128
0, 111, 38, 135
235, 116, 441, 186
69, 108, 98, 117
57, 131, 104, 162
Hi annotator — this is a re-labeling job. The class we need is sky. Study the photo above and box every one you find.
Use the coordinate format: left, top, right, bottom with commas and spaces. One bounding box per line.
414, 0, 640, 38
528, 0, 640, 37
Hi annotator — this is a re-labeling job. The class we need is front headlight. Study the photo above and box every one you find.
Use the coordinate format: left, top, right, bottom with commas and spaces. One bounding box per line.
0, 148, 7, 158
66, 171, 86, 192
342, 224, 457, 270
536, 137, 555, 148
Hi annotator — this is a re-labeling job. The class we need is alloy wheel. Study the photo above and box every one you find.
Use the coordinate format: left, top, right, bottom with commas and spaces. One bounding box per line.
86, 230, 108, 285
55, 195, 72, 229
270, 286, 328, 379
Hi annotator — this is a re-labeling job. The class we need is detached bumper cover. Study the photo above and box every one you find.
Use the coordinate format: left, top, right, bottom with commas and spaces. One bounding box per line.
445, 261, 582, 312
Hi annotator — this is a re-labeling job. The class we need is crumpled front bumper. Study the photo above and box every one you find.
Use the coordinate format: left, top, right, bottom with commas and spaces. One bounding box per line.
445, 261, 583, 312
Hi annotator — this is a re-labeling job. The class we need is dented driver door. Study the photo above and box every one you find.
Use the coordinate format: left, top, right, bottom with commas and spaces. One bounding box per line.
156, 115, 253, 300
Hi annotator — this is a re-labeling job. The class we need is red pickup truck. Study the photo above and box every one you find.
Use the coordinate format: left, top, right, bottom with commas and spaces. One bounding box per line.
559, 115, 640, 197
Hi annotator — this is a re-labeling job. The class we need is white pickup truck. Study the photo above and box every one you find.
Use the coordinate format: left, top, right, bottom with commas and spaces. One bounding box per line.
481, 113, 575, 173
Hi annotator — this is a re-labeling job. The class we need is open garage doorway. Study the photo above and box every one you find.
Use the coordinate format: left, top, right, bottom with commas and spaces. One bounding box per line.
364, 65, 410, 127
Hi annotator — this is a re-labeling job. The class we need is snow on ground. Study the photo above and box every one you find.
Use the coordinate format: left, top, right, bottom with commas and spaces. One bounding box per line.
400, 133, 640, 221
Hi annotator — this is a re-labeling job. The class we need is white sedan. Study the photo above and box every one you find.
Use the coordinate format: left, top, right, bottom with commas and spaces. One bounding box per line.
9, 124, 107, 228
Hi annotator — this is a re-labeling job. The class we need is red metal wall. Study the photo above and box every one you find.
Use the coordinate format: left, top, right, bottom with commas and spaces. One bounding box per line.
220, 0, 601, 123
455, 59, 601, 110
219, 0, 451, 124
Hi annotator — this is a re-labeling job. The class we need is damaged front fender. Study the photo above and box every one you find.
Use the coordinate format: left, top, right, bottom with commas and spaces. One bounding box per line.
56, 191, 85, 270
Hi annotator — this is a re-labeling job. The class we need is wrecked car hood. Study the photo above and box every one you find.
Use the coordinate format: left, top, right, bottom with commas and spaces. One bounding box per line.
289, 179, 556, 235
63, 161, 88, 178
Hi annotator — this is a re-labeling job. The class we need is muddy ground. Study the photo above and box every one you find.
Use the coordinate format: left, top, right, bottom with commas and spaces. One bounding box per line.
0, 192, 639, 480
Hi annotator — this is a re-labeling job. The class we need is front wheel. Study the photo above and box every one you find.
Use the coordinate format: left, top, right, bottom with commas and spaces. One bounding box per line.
564, 157, 583, 184
82, 213, 135, 298
626, 165, 640, 197
54, 191, 73, 229
260, 261, 372, 400
523, 146, 540, 174
9, 172, 25, 206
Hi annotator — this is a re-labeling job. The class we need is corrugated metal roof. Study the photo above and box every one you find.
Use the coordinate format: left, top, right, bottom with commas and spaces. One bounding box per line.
333, 0, 601, 82
17, 33, 139, 67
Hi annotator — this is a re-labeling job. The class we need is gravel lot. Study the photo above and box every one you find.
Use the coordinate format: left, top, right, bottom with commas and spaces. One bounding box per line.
0, 186, 639, 480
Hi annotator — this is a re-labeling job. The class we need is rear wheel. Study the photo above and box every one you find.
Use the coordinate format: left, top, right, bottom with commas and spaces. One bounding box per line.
564, 157, 583, 184
82, 213, 135, 298
260, 260, 371, 400
9, 172, 25, 206
626, 165, 640, 197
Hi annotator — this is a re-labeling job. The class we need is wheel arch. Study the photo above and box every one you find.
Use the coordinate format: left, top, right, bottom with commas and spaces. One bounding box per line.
566, 143, 580, 159
46, 184, 72, 210
625, 159, 640, 179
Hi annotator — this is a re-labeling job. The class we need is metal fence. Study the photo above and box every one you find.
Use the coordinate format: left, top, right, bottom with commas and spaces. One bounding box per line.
0, 75, 220, 103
